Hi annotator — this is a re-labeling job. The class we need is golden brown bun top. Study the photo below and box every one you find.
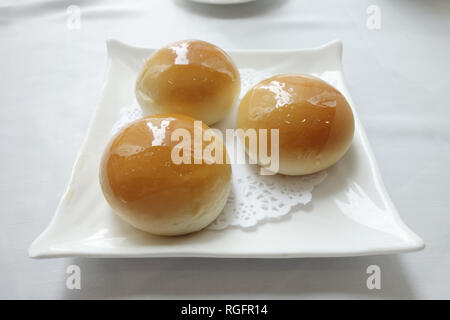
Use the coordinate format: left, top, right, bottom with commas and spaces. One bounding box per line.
100, 114, 231, 220
136, 40, 240, 125
238, 74, 354, 163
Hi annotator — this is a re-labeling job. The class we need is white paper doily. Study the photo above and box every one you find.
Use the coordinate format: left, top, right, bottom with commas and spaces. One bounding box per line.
208, 164, 326, 229
110, 68, 327, 230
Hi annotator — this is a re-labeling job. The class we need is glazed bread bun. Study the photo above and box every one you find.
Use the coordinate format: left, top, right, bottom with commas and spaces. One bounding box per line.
99, 114, 231, 236
135, 40, 240, 125
238, 74, 354, 175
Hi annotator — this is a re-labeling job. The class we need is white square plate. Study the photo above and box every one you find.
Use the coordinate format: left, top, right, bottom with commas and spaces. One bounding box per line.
29, 39, 424, 258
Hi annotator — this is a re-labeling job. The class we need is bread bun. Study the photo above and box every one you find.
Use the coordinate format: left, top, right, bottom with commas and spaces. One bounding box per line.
136, 40, 240, 125
238, 74, 354, 175
99, 114, 231, 236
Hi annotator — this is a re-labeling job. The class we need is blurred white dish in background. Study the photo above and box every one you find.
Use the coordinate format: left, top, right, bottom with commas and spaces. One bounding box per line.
190, 0, 257, 4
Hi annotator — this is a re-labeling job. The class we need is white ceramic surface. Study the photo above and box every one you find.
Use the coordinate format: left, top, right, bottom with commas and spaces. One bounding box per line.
28, 39, 424, 259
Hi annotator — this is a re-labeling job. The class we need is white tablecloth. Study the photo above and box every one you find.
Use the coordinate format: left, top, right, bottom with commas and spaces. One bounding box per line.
1, 0, 449, 299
